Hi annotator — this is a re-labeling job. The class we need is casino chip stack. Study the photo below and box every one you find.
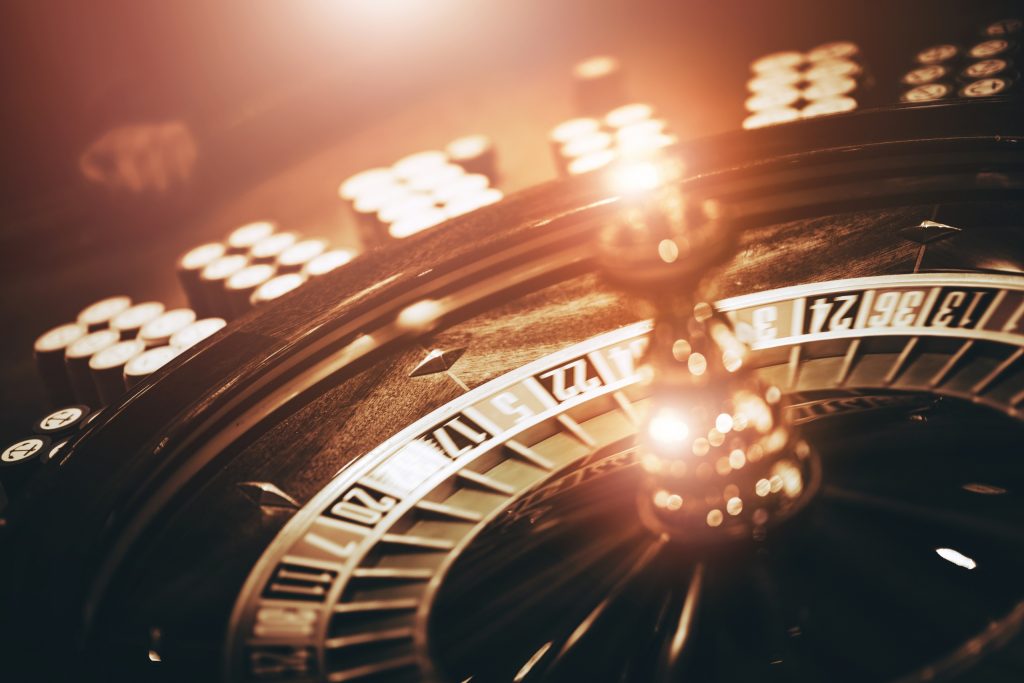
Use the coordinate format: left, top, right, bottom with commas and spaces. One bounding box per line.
89, 339, 145, 405
339, 144, 503, 242
176, 242, 226, 317
1, 436, 50, 493
572, 55, 627, 115
549, 101, 677, 177
743, 41, 866, 129
900, 18, 1020, 104
64, 329, 120, 407
34, 323, 87, 406
225, 264, 276, 317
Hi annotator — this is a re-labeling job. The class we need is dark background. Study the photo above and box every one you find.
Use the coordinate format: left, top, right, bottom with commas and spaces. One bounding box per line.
0, 0, 1011, 443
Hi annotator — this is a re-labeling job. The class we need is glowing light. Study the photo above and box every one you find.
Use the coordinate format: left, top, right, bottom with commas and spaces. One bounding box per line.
706, 509, 723, 527
666, 494, 683, 511
755, 479, 771, 497
692, 437, 709, 456
671, 339, 691, 360
728, 449, 746, 469
609, 160, 663, 195
936, 547, 977, 570
715, 413, 734, 433
397, 299, 444, 333
658, 239, 679, 263
648, 409, 689, 448
726, 497, 743, 515
962, 483, 1007, 495
687, 353, 707, 376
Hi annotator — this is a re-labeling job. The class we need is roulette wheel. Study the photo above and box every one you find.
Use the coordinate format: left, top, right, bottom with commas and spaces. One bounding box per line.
2, 6, 1024, 683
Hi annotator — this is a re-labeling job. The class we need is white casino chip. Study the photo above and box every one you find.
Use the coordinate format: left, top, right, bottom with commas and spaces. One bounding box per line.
77, 296, 132, 330
807, 41, 859, 62
170, 318, 227, 351
124, 346, 180, 384
251, 274, 307, 305
916, 44, 959, 64
745, 87, 801, 112
561, 131, 613, 159
392, 151, 448, 181
140, 309, 197, 345
566, 149, 617, 176
802, 76, 857, 101
408, 163, 465, 194
89, 339, 145, 371
750, 50, 806, 73
378, 194, 436, 225
549, 118, 602, 144
604, 103, 655, 128
2, 438, 47, 465
278, 240, 328, 269
959, 78, 1010, 98
742, 107, 800, 130
301, 250, 356, 278
969, 39, 1011, 59
66, 329, 120, 359
800, 96, 858, 119
250, 232, 298, 261
35, 406, 88, 434
963, 59, 1009, 79
111, 302, 165, 335
179, 242, 226, 271
445, 134, 492, 163
201, 254, 249, 281
985, 18, 1022, 36
901, 83, 952, 103
747, 71, 802, 91
432, 173, 490, 205
388, 208, 449, 239
338, 168, 395, 201
901, 64, 948, 85
226, 221, 275, 250
34, 323, 87, 354
804, 58, 862, 80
